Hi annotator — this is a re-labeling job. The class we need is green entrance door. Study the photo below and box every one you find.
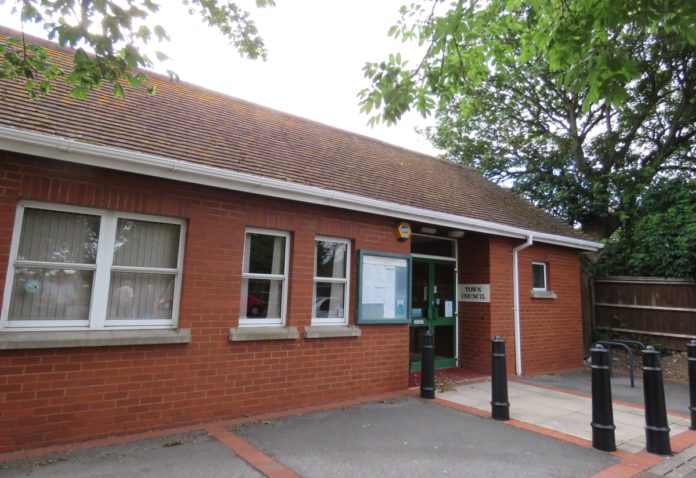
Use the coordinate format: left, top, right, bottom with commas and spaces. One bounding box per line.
409, 257, 457, 371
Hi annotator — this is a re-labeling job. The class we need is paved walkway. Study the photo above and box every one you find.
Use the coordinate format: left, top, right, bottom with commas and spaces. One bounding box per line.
438, 380, 690, 453
436, 375, 696, 478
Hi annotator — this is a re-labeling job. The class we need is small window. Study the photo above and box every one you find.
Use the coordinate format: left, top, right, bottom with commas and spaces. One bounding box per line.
532, 262, 547, 291
312, 237, 350, 325
410, 234, 455, 258
240, 229, 290, 326
1, 201, 186, 330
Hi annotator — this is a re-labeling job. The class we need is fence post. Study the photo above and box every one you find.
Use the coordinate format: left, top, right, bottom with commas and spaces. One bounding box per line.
591, 344, 616, 452
642, 346, 671, 455
491, 336, 510, 421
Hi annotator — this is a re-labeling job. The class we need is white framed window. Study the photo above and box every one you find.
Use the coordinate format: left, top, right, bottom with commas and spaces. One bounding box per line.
312, 237, 350, 325
1, 201, 186, 331
532, 262, 548, 291
240, 228, 290, 327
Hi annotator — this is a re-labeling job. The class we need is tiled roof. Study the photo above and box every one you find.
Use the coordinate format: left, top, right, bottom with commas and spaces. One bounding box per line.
0, 27, 592, 243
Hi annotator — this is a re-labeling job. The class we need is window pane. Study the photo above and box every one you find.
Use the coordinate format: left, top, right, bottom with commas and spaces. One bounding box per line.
532, 264, 546, 289
113, 219, 180, 268
247, 233, 285, 274
241, 278, 283, 318
18, 208, 100, 264
316, 241, 347, 278
434, 263, 454, 318
314, 282, 345, 318
410, 235, 454, 257
8, 268, 93, 320
107, 272, 175, 320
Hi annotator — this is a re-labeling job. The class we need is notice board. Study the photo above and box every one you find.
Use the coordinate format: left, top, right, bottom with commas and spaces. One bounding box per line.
356, 250, 411, 324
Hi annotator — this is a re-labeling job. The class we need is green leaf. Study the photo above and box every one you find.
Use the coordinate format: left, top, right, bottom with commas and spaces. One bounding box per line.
70, 86, 88, 100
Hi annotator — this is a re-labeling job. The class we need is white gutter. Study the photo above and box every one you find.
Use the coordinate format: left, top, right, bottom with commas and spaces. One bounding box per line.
0, 126, 603, 251
512, 236, 534, 375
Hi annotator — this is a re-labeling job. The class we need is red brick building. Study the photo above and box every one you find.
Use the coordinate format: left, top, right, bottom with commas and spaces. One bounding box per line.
0, 29, 600, 453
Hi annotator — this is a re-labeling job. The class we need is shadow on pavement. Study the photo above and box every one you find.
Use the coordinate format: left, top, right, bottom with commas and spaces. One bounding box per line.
524, 369, 690, 416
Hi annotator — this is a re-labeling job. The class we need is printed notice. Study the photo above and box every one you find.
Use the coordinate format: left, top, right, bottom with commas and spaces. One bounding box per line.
360, 254, 408, 322
444, 300, 453, 317
362, 256, 404, 317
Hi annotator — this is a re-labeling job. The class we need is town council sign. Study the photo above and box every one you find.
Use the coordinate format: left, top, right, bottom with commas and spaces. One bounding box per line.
457, 284, 491, 303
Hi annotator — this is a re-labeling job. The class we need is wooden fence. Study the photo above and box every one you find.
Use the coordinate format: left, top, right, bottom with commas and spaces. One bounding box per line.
590, 276, 696, 350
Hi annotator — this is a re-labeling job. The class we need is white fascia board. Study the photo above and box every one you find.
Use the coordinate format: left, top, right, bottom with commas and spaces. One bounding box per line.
0, 126, 603, 251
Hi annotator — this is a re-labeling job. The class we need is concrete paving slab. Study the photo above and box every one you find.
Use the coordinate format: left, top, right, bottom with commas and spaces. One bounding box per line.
441, 379, 689, 454
650, 443, 696, 476
511, 405, 576, 422
525, 371, 691, 416
234, 396, 618, 478
0, 431, 262, 478
619, 438, 648, 454
535, 412, 593, 439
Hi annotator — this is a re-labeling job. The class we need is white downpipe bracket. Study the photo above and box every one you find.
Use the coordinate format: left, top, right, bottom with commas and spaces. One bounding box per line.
512, 236, 533, 376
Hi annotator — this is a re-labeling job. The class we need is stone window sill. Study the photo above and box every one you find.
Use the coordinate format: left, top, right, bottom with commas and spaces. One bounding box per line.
0, 329, 191, 350
229, 326, 299, 342
304, 325, 362, 339
531, 290, 557, 299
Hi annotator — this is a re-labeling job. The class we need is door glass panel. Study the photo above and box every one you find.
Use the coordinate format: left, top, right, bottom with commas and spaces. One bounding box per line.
409, 259, 457, 371
434, 325, 455, 359
434, 263, 454, 318
410, 261, 429, 319
409, 325, 428, 362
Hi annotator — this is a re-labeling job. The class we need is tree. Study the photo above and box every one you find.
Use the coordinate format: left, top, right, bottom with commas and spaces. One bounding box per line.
0, 0, 274, 99
359, 0, 696, 239
592, 177, 696, 280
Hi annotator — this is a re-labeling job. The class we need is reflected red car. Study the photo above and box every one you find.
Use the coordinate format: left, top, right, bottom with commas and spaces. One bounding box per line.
247, 295, 266, 317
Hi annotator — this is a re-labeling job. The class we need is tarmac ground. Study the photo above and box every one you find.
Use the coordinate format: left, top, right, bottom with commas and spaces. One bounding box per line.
0, 431, 262, 478
2, 370, 696, 478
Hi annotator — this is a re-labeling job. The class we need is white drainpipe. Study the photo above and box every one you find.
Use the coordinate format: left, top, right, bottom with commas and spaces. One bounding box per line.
512, 236, 533, 375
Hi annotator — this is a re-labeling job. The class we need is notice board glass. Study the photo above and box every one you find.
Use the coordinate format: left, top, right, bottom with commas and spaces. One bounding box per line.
356, 250, 411, 324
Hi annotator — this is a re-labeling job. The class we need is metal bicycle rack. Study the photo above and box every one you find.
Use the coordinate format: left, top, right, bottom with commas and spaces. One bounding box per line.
591, 340, 645, 388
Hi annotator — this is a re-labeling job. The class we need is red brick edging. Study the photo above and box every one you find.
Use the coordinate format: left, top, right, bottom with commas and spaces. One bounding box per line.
0, 388, 418, 477
435, 381, 696, 478
207, 424, 300, 478
4, 382, 696, 478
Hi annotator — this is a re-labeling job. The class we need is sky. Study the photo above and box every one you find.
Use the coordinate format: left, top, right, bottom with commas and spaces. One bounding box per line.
0, 0, 441, 156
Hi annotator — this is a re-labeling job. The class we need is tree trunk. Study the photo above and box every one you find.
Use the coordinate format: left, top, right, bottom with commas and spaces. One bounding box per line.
581, 214, 621, 241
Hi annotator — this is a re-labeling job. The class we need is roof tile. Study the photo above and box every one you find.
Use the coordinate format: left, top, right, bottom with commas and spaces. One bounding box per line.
0, 27, 591, 242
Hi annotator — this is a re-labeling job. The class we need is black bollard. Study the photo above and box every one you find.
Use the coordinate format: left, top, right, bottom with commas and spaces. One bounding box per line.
591, 344, 616, 452
491, 336, 510, 420
688, 340, 696, 430
643, 346, 672, 455
420, 329, 435, 399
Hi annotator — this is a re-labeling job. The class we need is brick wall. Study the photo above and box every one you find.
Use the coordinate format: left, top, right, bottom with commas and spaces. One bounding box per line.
0, 154, 410, 452
517, 242, 584, 375
457, 234, 491, 372
457, 235, 583, 376
489, 237, 517, 374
